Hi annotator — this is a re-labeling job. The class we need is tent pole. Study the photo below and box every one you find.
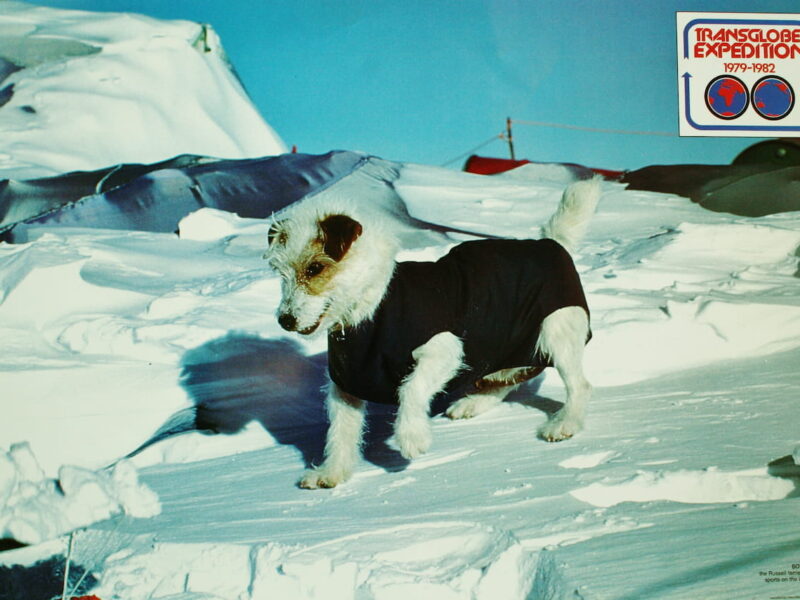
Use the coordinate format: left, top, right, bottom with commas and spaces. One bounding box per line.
506, 117, 516, 160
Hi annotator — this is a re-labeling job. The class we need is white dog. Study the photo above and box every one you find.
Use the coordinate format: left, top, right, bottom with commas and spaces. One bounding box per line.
265, 178, 600, 489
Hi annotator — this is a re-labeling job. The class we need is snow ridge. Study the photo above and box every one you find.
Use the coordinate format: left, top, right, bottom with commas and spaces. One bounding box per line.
0, 2, 286, 179
93, 523, 539, 600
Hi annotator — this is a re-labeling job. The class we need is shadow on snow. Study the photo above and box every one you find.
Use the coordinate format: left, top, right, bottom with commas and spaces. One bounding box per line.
125, 332, 558, 478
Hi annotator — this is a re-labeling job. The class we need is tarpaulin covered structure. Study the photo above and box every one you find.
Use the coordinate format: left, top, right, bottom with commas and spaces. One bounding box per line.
0, 151, 383, 243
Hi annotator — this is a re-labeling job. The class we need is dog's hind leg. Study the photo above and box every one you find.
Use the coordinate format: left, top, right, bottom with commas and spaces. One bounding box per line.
299, 384, 365, 489
395, 331, 464, 459
446, 367, 544, 420
536, 306, 592, 442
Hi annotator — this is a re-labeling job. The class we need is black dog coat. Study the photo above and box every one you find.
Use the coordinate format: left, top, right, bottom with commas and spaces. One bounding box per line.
328, 238, 590, 405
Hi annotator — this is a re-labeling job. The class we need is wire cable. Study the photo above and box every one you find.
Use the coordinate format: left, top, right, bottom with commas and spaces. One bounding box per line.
440, 132, 506, 167
511, 118, 676, 137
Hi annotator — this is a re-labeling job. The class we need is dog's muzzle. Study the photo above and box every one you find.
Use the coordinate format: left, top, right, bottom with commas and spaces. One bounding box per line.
278, 312, 323, 335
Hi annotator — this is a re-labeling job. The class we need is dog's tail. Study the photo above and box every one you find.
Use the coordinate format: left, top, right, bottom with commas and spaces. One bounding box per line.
541, 176, 601, 253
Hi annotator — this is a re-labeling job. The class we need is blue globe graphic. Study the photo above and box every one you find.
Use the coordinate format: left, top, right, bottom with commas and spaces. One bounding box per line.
705, 76, 748, 119
752, 77, 794, 120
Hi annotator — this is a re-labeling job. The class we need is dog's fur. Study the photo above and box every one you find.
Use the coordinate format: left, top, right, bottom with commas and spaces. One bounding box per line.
265, 178, 601, 489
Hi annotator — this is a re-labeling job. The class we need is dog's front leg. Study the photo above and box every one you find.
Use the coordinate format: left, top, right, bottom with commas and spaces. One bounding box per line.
299, 384, 365, 489
395, 332, 464, 459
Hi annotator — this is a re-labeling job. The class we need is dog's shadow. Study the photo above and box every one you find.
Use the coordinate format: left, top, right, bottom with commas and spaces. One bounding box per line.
165, 333, 561, 477
503, 379, 562, 415
177, 333, 410, 473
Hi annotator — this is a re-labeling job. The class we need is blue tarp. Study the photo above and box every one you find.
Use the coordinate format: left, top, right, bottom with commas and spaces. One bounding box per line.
0, 151, 369, 243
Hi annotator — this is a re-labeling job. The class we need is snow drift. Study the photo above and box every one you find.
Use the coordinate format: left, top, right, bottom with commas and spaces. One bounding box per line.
0, 443, 159, 545
0, 1, 285, 180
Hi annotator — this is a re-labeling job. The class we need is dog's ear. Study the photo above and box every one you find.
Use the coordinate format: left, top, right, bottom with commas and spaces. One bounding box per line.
319, 214, 362, 261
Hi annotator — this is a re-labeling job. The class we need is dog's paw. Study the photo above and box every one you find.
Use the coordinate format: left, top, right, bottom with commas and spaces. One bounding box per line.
538, 411, 583, 443
395, 420, 432, 459
446, 394, 501, 420
298, 466, 349, 489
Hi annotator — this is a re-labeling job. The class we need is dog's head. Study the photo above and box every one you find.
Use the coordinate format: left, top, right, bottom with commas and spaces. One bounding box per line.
264, 212, 368, 335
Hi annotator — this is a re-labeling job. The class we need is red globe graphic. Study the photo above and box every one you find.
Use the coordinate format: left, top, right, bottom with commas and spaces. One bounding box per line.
752, 76, 794, 120
705, 76, 748, 120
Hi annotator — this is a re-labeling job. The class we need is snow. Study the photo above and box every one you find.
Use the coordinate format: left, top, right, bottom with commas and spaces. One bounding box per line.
1, 4, 800, 600
0, 1, 285, 180
3, 177, 798, 600
0, 443, 159, 545
570, 467, 795, 508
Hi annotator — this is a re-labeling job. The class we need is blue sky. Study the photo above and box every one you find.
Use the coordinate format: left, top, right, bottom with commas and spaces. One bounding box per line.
42, 0, 800, 169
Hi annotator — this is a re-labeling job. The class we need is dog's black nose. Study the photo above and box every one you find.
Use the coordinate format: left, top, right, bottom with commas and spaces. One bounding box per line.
278, 313, 297, 331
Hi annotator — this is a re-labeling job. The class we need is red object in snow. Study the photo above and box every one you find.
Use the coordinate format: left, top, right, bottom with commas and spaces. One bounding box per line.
463, 154, 624, 180
71, 596, 102, 600
463, 155, 533, 175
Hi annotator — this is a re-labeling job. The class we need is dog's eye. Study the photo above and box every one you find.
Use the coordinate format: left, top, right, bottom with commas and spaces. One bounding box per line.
305, 262, 325, 277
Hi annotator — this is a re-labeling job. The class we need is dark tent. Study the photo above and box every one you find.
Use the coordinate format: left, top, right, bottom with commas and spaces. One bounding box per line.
621, 139, 800, 217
